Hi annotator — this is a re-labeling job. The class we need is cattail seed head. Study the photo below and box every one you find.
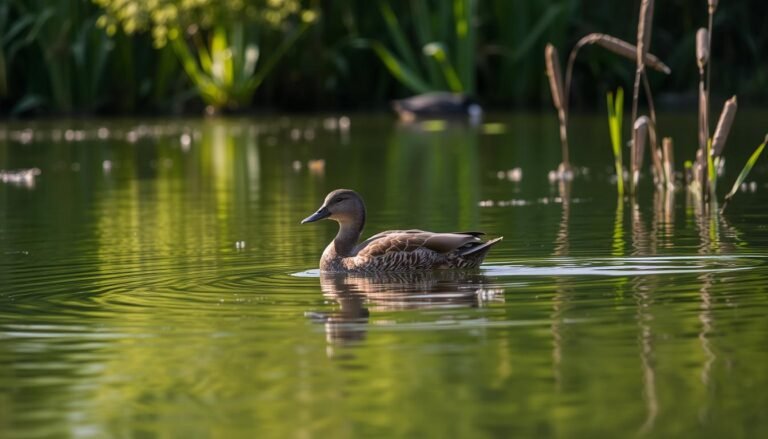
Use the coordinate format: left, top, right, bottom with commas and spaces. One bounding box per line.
712, 96, 738, 157
633, 116, 650, 173
545, 44, 565, 112
696, 28, 709, 72
636, 0, 655, 67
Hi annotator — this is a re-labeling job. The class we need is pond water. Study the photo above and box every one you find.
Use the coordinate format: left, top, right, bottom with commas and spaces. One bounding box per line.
1, 112, 767, 437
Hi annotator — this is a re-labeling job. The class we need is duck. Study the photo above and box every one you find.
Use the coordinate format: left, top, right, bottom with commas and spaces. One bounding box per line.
391, 92, 483, 123
301, 189, 502, 272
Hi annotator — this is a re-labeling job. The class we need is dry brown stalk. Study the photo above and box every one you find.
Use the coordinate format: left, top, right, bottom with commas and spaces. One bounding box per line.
698, 83, 709, 174
696, 28, 710, 73
645, 116, 664, 186
636, 0, 655, 67
545, 44, 570, 170
564, 33, 670, 102
662, 137, 675, 189
712, 96, 738, 157
708, 0, 718, 15
632, 116, 650, 191
631, 0, 655, 194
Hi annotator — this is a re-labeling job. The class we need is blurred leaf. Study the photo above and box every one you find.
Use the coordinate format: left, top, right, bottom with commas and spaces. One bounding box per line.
11, 94, 45, 115
370, 41, 432, 94
724, 138, 766, 206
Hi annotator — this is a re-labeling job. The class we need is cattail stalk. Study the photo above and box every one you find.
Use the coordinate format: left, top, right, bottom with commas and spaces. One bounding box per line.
712, 96, 737, 157
545, 44, 570, 171
707, 1, 716, 125
631, 0, 655, 194
697, 82, 709, 189
695, 27, 711, 197
662, 137, 675, 190
632, 116, 650, 192
696, 28, 710, 74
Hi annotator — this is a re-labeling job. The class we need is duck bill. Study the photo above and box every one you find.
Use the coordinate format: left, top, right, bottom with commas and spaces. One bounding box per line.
301, 206, 331, 224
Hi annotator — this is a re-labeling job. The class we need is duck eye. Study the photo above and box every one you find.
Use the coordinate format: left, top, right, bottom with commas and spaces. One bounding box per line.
333, 197, 345, 204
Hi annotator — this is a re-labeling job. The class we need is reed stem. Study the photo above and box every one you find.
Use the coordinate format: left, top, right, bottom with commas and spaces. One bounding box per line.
545, 44, 570, 171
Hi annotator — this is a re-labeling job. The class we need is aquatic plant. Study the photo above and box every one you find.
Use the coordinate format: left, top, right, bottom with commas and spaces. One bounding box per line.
93, 0, 316, 112
5, 0, 113, 113
606, 87, 624, 195
722, 136, 767, 211
359, 0, 477, 95
545, 8, 670, 183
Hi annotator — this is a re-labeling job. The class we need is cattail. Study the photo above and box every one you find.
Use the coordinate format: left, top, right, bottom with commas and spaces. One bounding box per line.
712, 96, 738, 157
564, 33, 670, 107
645, 117, 663, 185
696, 28, 709, 73
545, 43, 570, 168
545, 44, 565, 112
663, 137, 675, 188
573, 34, 670, 74
636, 0, 655, 67
632, 116, 650, 187
694, 149, 706, 186
698, 83, 709, 153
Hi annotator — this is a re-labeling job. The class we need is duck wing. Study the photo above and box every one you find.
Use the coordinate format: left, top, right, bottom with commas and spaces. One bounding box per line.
354, 230, 483, 258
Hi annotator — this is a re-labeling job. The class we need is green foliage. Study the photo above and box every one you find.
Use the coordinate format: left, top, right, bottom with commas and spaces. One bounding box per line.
707, 138, 717, 198
93, 0, 316, 110
723, 137, 767, 207
482, 0, 569, 105
0, 0, 767, 115
606, 87, 624, 195
5, 0, 113, 113
362, 0, 476, 95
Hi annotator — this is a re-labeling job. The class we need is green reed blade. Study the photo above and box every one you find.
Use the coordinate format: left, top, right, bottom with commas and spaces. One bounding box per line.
378, 1, 419, 74
370, 42, 432, 93
707, 138, 716, 197
607, 87, 624, 195
724, 137, 767, 205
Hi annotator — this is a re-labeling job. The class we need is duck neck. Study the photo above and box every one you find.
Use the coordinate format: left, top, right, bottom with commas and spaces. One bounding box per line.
333, 215, 364, 257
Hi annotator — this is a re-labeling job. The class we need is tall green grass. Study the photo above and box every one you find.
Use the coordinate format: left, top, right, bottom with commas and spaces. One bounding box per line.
722, 137, 767, 211
362, 0, 475, 94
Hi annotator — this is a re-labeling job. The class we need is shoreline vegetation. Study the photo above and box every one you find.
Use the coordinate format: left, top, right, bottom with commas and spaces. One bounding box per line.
0, 0, 765, 117
544, 0, 765, 211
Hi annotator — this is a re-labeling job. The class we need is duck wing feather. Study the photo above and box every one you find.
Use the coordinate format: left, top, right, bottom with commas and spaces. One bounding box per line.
354, 230, 483, 258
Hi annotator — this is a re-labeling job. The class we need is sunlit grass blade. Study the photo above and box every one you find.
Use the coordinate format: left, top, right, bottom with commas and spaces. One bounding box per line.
722, 136, 767, 210
411, 0, 443, 87
423, 43, 463, 92
453, 0, 475, 94
378, 1, 419, 72
607, 87, 624, 195
707, 138, 716, 198
370, 42, 432, 93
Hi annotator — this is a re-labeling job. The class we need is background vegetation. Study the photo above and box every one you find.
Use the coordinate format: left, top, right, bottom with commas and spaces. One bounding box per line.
1, 0, 766, 116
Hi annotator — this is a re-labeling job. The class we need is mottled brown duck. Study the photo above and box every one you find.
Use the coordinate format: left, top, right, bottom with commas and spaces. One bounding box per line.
301, 189, 502, 272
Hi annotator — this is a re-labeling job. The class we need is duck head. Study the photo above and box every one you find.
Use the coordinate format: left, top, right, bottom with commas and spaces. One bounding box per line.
301, 189, 366, 226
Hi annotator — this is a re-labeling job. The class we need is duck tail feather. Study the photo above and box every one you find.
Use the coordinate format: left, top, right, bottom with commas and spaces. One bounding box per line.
457, 236, 503, 257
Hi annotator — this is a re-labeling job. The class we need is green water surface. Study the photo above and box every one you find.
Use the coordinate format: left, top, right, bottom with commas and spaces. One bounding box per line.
1, 113, 767, 438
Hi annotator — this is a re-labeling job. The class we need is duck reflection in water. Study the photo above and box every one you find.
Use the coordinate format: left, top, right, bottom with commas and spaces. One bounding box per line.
307, 270, 504, 347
